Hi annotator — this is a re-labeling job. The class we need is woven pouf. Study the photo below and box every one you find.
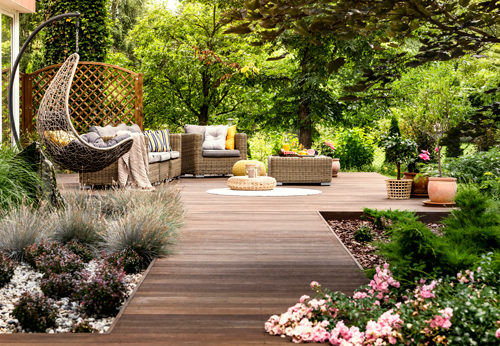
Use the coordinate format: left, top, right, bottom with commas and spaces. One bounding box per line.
227, 176, 277, 191
232, 160, 266, 176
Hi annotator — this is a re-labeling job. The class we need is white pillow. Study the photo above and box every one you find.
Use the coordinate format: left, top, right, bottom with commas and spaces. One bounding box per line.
202, 125, 228, 150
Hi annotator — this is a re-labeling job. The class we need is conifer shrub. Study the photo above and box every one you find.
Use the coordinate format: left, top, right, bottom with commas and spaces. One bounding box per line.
0, 253, 16, 288
13, 292, 57, 332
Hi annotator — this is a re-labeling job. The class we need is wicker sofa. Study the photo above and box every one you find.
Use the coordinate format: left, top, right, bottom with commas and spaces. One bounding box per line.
180, 133, 247, 176
79, 134, 182, 186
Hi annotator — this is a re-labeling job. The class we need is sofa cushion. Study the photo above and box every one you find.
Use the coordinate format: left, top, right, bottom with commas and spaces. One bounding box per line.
184, 124, 206, 141
203, 125, 228, 150
144, 129, 171, 152
170, 151, 180, 159
80, 132, 131, 148
226, 125, 236, 150
89, 123, 141, 137
203, 149, 240, 157
149, 152, 171, 164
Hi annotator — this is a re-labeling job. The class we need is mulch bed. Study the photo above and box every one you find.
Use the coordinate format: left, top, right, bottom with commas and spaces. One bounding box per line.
327, 219, 444, 269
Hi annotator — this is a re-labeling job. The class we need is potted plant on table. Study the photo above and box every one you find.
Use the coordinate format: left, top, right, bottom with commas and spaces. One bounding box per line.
318, 141, 340, 177
403, 149, 432, 197
380, 134, 418, 199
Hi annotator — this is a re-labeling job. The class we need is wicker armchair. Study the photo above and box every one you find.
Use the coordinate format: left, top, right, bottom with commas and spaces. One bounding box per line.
79, 134, 182, 186
181, 133, 247, 176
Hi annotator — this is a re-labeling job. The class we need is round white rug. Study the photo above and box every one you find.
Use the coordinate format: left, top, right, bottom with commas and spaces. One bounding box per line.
206, 187, 322, 197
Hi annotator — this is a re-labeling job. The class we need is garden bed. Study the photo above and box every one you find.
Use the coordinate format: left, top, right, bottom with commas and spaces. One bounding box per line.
319, 211, 450, 269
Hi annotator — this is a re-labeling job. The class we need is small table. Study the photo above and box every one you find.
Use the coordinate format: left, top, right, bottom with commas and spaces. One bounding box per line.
267, 155, 332, 185
227, 176, 277, 191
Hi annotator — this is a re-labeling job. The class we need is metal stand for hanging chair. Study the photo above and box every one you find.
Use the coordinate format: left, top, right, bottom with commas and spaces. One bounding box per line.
8, 12, 133, 173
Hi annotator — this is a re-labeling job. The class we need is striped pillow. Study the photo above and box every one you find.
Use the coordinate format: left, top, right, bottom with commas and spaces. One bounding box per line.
144, 130, 171, 152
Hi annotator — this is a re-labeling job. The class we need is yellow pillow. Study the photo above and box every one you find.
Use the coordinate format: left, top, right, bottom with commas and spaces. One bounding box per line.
44, 131, 77, 147
226, 125, 236, 150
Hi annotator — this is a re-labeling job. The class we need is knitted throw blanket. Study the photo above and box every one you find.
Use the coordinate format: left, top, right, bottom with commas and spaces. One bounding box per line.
118, 133, 153, 189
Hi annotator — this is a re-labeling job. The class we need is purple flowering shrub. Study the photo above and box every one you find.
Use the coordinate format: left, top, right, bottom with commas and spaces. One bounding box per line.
12, 292, 58, 332
107, 247, 142, 274
0, 253, 16, 288
265, 256, 500, 345
65, 240, 94, 263
24, 241, 64, 270
40, 270, 87, 300
35, 251, 84, 276
78, 261, 128, 317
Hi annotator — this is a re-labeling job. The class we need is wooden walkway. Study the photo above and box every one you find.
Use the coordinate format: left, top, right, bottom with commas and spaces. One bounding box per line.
1, 173, 448, 345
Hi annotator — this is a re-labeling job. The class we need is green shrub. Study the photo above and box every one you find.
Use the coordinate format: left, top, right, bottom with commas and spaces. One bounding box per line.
35, 251, 84, 276
334, 128, 376, 169
24, 241, 64, 270
373, 186, 500, 285
353, 225, 374, 243
0, 253, 16, 288
71, 321, 95, 333
0, 204, 52, 261
51, 192, 104, 246
444, 147, 500, 184
13, 292, 57, 332
107, 247, 142, 274
78, 261, 128, 317
101, 186, 184, 267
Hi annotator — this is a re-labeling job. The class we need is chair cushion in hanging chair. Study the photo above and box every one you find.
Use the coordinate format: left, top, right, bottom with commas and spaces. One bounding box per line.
80, 132, 132, 148
89, 123, 142, 137
44, 130, 77, 147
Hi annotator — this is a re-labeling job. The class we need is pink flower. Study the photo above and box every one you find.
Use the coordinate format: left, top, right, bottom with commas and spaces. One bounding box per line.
419, 153, 430, 161
353, 292, 368, 299
429, 308, 453, 329
310, 281, 320, 288
435, 147, 439, 152
300, 295, 310, 303
496, 327, 500, 339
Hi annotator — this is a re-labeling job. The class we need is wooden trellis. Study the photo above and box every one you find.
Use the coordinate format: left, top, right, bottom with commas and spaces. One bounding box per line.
21, 61, 143, 136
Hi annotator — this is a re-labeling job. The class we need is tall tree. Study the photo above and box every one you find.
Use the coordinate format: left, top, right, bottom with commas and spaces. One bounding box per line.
130, 3, 267, 128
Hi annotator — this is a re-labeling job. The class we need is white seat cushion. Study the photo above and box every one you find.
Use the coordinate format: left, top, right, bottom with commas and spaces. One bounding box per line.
149, 152, 170, 163
202, 125, 228, 150
170, 151, 180, 159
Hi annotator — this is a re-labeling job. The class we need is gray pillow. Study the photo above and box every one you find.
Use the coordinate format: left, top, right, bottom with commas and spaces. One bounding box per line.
184, 124, 206, 141
202, 125, 228, 150
88, 123, 142, 136
80, 132, 131, 148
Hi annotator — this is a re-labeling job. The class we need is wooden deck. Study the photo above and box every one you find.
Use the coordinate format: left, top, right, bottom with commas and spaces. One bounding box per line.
1, 173, 448, 345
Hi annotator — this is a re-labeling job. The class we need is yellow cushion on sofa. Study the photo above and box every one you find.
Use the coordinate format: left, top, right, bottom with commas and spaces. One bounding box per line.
44, 130, 77, 147
226, 125, 236, 150
232, 160, 266, 176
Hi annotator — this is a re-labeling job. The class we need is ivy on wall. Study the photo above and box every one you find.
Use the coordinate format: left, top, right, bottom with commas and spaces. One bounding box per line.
44, 0, 110, 65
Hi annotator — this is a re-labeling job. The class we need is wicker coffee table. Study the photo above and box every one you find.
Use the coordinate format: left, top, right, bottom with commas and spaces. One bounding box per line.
267, 155, 332, 185
227, 176, 277, 191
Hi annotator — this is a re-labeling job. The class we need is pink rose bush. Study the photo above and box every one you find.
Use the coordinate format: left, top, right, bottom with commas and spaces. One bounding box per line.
265, 260, 500, 345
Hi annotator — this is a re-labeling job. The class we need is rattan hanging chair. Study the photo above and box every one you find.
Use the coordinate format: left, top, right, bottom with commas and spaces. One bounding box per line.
36, 53, 134, 173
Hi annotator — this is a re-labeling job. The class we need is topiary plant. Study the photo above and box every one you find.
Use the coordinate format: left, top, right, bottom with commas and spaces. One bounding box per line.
0, 253, 16, 288
13, 292, 58, 332
380, 135, 418, 180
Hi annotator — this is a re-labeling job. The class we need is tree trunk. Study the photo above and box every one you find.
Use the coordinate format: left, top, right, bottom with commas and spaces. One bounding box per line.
199, 69, 210, 125
298, 47, 312, 148
298, 102, 312, 148
199, 105, 209, 125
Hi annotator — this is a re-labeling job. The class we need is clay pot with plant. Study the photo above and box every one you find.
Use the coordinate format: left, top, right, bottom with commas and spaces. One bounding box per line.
403, 149, 432, 197
380, 135, 418, 199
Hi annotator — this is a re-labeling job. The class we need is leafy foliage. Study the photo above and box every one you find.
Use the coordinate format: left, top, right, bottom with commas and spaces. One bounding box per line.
353, 225, 374, 243
13, 292, 57, 332
334, 128, 375, 169
40, 271, 82, 300
107, 247, 142, 274
35, 249, 85, 276
71, 321, 96, 333
0, 253, 16, 288
379, 135, 417, 179
65, 240, 94, 263
44, 0, 110, 65
444, 147, 500, 184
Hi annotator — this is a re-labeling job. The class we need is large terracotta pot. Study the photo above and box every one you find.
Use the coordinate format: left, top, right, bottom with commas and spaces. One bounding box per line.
332, 158, 340, 177
403, 172, 429, 197
428, 177, 457, 203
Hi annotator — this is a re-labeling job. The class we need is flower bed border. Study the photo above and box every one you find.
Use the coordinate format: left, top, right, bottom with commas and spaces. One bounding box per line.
317, 211, 450, 270
105, 258, 157, 334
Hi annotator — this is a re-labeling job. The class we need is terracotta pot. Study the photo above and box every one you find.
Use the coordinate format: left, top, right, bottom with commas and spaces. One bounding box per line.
332, 158, 340, 177
403, 172, 429, 197
428, 177, 457, 203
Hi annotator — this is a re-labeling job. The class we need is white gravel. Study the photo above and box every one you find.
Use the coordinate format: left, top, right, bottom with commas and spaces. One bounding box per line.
0, 261, 143, 334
